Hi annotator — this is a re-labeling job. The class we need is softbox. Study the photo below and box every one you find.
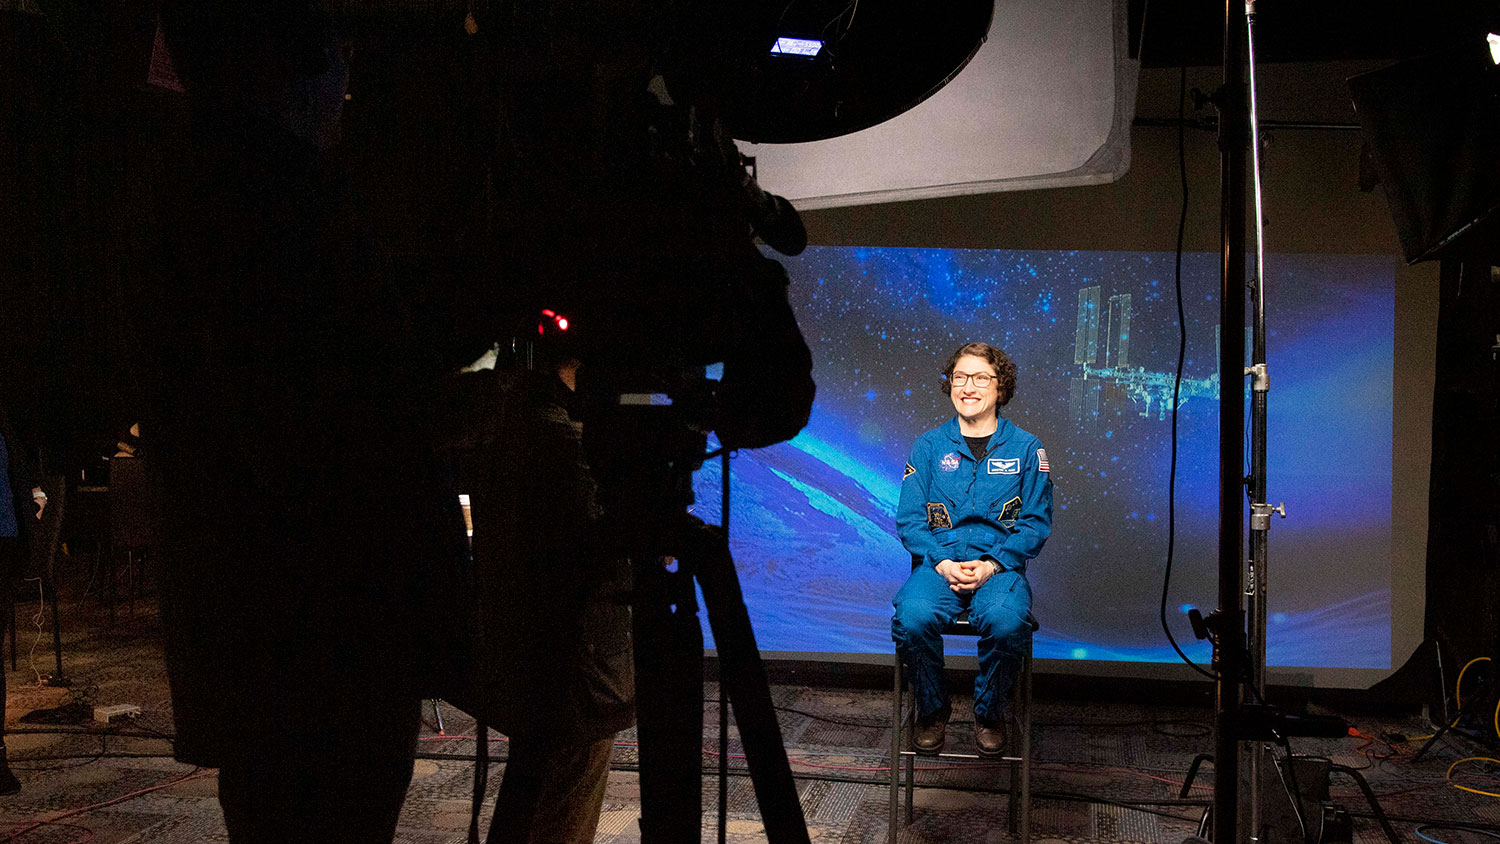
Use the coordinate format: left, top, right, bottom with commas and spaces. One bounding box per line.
1350, 43, 1500, 265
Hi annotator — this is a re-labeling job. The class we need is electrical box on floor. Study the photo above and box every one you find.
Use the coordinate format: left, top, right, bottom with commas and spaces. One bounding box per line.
93, 704, 141, 724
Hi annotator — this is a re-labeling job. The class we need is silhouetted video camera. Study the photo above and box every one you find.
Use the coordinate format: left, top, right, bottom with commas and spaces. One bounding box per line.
490, 60, 816, 549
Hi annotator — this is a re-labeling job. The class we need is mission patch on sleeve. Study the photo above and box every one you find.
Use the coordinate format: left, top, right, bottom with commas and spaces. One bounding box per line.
925, 502, 952, 529
998, 496, 1022, 521
903, 463, 916, 480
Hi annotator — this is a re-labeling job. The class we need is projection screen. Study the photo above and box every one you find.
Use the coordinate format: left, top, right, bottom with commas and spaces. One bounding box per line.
696, 2, 1426, 691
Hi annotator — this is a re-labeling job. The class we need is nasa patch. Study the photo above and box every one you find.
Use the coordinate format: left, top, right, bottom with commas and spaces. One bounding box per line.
987, 457, 1020, 475
925, 502, 952, 529
939, 452, 961, 472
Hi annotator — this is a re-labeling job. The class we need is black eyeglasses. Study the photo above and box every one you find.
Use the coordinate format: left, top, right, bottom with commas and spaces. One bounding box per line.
948, 372, 995, 388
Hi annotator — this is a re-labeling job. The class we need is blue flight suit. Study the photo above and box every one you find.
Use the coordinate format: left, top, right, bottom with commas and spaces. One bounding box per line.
892, 416, 1053, 722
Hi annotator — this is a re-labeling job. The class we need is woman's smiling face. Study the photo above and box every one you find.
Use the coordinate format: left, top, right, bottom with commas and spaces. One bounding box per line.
948, 354, 999, 424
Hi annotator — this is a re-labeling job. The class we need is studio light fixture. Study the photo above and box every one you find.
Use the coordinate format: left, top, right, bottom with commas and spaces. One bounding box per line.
699, 0, 994, 143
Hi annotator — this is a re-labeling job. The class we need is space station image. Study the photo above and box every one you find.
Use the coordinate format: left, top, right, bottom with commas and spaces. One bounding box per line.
1070, 285, 1219, 425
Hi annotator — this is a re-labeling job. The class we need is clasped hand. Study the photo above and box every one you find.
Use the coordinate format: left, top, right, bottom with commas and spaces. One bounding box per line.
935, 559, 998, 593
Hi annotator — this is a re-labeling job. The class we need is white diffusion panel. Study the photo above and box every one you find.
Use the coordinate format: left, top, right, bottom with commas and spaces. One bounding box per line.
741, 0, 1137, 209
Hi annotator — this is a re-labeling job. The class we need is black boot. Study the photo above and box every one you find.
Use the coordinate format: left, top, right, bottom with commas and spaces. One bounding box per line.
0, 747, 20, 796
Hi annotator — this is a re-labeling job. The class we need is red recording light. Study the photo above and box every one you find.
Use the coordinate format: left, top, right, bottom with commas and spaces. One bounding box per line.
538, 308, 571, 335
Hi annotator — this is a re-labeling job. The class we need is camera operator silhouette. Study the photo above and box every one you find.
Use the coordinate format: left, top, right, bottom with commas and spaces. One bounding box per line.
145, 4, 468, 840
147, 4, 814, 842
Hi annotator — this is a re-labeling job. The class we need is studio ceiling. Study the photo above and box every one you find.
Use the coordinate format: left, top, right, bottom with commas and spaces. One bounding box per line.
1130, 0, 1499, 67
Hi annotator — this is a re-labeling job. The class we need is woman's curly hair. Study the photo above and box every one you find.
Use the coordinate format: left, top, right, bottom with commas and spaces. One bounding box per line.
941, 342, 1017, 407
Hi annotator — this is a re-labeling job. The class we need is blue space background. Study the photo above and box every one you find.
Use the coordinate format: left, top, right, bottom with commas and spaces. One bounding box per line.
693, 247, 1394, 670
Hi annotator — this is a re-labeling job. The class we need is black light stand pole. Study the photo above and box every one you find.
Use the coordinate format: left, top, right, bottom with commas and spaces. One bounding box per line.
1243, 5, 1286, 840
1214, 3, 1249, 844
1244, 3, 1269, 702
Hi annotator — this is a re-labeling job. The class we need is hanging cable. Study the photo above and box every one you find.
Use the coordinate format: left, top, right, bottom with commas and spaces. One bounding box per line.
1159, 60, 1217, 681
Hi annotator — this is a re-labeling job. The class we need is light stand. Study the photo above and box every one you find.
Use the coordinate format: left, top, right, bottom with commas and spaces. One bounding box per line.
1212, 4, 1249, 843
1209, 8, 1341, 843
1244, 4, 1270, 839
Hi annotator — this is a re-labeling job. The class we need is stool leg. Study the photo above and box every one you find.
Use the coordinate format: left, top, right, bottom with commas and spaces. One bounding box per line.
1009, 757, 1020, 833
904, 749, 915, 823
889, 656, 901, 844
1020, 647, 1032, 844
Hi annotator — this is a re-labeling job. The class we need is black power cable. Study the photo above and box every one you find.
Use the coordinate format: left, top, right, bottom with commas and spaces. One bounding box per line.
1159, 62, 1217, 681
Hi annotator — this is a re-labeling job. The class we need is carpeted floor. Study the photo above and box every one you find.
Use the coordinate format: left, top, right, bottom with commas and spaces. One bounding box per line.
1, 589, 1496, 844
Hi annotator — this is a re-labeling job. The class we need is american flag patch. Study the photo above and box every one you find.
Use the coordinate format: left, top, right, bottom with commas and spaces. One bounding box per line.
1037, 449, 1050, 472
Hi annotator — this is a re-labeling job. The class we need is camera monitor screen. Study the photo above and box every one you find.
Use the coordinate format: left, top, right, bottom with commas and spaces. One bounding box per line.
694, 246, 1397, 683
770, 36, 824, 59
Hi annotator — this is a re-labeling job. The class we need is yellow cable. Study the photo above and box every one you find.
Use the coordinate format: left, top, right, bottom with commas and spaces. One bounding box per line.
1456, 657, 1492, 711
1494, 696, 1499, 742
1447, 756, 1500, 799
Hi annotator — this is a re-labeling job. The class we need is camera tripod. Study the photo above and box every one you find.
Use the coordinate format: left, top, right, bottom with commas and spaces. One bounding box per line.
628, 510, 810, 844
582, 366, 811, 844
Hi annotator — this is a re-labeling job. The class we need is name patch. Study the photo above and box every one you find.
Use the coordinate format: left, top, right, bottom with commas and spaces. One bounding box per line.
987, 457, 1020, 475
939, 452, 961, 472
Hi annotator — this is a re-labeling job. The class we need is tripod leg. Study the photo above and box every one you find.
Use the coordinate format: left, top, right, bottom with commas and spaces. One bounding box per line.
632, 555, 705, 844
689, 524, 810, 844
469, 723, 489, 844
1411, 719, 1451, 761
1181, 753, 1213, 799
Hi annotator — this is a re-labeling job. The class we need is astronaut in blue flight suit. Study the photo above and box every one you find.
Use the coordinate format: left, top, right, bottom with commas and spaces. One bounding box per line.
893, 342, 1053, 755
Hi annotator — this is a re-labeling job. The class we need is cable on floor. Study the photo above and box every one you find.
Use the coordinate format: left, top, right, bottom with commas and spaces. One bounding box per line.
1447, 756, 1500, 798
1, 768, 211, 841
